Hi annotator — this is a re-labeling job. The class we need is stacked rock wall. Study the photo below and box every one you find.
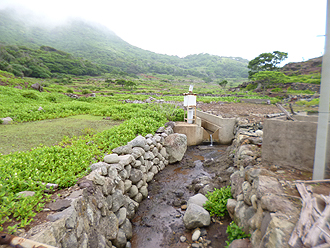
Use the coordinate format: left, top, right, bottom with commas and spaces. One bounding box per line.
19, 127, 187, 248
227, 123, 301, 248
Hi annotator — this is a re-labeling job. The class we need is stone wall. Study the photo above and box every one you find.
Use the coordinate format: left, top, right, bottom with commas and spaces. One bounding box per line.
227, 122, 302, 248
14, 127, 187, 248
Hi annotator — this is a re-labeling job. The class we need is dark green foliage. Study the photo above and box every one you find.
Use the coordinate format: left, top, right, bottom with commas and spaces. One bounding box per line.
21, 92, 38, 100
67, 89, 74, 93
46, 95, 57, 102
203, 186, 232, 217
246, 83, 258, 91
252, 71, 287, 87
225, 221, 251, 247
248, 51, 288, 78
271, 87, 283, 92
0, 44, 104, 78
81, 89, 90, 94
218, 80, 228, 88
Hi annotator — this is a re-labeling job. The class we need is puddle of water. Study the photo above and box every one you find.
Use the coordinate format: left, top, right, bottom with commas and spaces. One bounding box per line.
131, 145, 230, 248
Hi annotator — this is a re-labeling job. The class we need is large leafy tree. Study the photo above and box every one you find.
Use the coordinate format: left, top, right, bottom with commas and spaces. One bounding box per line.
251, 71, 287, 95
248, 51, 288, 79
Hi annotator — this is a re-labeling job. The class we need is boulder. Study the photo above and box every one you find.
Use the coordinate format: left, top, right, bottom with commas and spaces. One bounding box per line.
112, 145, 133, 155
253, 176, 283, 199
164, 133, 187, 164
228, 239, 252, 248
1, 117, 13, 125
183, 203, 211, 229
187, 193, 208, 208
129, 169, 143, 184
118, 155, 134, 166
104, 154, 120, 164
128, 135, 147, 148
31, 83, 43, 92
259, 214, 295, 248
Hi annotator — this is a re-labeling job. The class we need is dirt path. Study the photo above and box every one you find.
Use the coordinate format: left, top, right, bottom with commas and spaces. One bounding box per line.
131, 145, 232, 248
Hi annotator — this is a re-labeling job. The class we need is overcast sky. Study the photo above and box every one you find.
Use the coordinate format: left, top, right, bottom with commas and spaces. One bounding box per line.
0, 0, 327, 64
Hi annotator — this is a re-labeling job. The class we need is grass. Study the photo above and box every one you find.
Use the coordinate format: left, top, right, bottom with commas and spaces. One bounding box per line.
0, 115, 121, 155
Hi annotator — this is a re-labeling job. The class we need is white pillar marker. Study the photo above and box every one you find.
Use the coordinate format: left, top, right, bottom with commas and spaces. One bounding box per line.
313, 0, 330, 180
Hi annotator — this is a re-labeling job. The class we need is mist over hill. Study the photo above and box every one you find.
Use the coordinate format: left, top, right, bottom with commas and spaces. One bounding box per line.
0, 8, 249, 79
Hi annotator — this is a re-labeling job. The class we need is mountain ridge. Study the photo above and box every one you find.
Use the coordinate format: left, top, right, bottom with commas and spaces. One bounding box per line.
0, 8, 249, 79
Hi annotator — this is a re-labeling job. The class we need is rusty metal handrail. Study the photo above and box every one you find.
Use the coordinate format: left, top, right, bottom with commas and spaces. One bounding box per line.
0, 232, 58, 248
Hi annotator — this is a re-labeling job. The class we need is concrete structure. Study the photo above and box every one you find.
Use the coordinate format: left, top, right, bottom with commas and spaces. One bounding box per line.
196, 110, 237, 145
173, 111, 237, 146
262, 116, 330, 174
173, 121, 208, 146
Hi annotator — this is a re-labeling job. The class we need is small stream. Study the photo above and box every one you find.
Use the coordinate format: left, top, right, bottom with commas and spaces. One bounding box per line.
131, 145, 231, 248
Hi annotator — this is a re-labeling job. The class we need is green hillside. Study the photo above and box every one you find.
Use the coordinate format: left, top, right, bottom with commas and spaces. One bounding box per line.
0, 44, 105, 77
0, 8, 248, 79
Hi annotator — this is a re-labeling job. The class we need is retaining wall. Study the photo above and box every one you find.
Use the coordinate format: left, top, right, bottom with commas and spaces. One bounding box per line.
227, 122, 301, 248
16, 128, 177, 248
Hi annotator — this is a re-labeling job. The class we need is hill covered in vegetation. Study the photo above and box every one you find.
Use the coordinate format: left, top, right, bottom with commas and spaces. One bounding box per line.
0, 44, 105, 78
0, 8, 248, 80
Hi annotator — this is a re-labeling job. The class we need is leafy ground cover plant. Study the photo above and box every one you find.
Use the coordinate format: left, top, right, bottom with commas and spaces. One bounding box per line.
0, 96, 183, 232
203, 186, 232, 217
225, 221, 251, 247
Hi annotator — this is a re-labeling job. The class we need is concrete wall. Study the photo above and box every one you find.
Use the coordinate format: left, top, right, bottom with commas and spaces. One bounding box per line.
262, 116, 330, 172
173, 122, 208, 146
196, 110, 236, 145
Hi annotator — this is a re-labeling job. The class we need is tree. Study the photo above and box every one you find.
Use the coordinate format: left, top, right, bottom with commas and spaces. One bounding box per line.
218, 79, 228, 88
248, 51, 288, 79
125, 80, 137, 90
115, 79, 127, 87
251, 71, 287, 95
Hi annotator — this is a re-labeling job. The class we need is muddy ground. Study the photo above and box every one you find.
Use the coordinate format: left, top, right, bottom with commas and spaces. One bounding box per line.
131, 145, 233, 248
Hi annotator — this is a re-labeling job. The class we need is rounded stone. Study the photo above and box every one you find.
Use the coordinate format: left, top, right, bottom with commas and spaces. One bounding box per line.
139, 186, 148, 198
129, 185, 139, 198
133, 193, 143, 203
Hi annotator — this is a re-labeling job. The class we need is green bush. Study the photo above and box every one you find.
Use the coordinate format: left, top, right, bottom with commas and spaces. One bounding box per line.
67, 89, 73, 93
203, 186, 232, 217
46, 95, 57, 102
82, 89, 90, 94
246, 83, 257, 91
225, 221, 251, 247
271, 87, 282, 92
21, 92, 38, 100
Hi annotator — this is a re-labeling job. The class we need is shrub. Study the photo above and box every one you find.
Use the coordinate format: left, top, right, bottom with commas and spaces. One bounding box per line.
246, 83, 257, 91
225, 221, 251, 247
67, 89, 74, 93
271, 87, 282, 92
21, 92, 38, 100
82, 89, 90, 94
46, 95, 57, 102
203, 186, 232, 217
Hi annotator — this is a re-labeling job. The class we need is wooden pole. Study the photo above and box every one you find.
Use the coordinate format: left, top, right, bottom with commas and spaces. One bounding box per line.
313, 0, 330, 180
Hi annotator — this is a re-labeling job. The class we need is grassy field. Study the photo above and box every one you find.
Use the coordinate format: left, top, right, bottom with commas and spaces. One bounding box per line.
0, 115, 121, 155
